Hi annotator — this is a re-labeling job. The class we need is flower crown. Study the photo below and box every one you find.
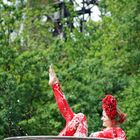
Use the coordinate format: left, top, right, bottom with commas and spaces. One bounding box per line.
102, 94, 117, 120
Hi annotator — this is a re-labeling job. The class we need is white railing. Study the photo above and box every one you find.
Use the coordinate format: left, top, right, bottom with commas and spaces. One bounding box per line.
4, 136, 111, 140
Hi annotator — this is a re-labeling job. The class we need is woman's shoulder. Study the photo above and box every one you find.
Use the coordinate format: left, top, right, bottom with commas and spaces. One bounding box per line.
90, 127, 126, 139
114, 127, 126, 136
110, 127, 127, 139
104, 127, 125, 134
111, 126, 125, 133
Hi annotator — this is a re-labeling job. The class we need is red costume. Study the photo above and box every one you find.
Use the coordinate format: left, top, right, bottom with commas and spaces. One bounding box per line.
52, 83, 127, 140
90, 127, 127, 140
90, 95, 127, 140
52, 83, 88, 137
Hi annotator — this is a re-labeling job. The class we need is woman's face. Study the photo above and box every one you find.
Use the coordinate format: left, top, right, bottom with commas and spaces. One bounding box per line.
101, 110, 113, 128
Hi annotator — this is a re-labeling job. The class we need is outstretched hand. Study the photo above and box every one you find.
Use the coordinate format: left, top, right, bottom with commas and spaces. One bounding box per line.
48, 65, 59, 86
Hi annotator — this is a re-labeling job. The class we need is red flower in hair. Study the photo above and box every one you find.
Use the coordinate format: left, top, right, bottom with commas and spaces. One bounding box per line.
102, 95, 117, 120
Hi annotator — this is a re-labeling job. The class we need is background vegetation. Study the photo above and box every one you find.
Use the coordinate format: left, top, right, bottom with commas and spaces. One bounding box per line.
0, 0, 140, 139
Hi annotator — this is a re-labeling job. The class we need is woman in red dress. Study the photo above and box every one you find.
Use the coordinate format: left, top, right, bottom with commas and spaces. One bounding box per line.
90, 95, 127, 140
49, 65, 127, 139
49, 65, 88, 137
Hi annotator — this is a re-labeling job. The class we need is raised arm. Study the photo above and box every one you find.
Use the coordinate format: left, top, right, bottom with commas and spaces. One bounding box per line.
49, 65, 74, 123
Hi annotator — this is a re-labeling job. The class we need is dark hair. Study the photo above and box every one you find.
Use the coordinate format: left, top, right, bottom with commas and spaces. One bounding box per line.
116, 108, 127, 124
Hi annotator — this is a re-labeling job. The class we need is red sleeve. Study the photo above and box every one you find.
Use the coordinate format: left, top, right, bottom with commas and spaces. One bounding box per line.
90, 130, 112, 138
90, 128, 127, 140
58, 113, 88, 137
115, 128, 127, 140
52, 83, 74, 123
74, 113, 88, 137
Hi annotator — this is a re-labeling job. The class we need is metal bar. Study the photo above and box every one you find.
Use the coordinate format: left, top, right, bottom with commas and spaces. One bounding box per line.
4, 136, 111, 140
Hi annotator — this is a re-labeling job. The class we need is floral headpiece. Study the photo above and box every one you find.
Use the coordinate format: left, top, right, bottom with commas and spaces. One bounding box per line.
102, 95, 117, 120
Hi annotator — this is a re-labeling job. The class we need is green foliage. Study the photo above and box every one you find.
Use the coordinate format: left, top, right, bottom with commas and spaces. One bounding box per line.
119, 74, 140, 140
0, 0, 140, 140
